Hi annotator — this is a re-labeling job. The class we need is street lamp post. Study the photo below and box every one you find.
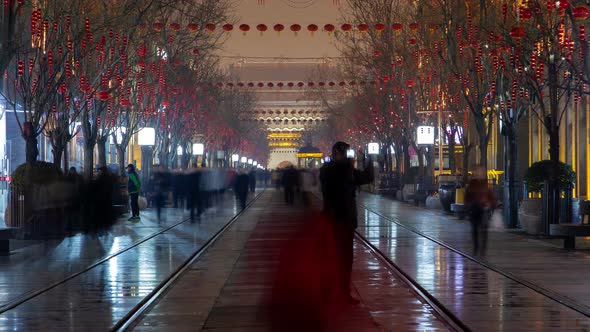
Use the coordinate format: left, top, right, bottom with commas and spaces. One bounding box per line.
193, 143, 204, 167
232, 154, 239, 168
138, 127, 156, 184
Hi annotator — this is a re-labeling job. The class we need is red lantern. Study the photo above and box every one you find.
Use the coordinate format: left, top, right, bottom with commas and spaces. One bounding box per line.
307, 24, 319, 37
121, 99, 131, 107
287, 82, 294, 87
169, 22, 181, 32
267, 82, 274, 88
98, 90, 110, 100
324, 24, 335, 34
341, 24, 352, 32
519, 8, 532, 20
318, 82, 325, 87
573, 7, 589, 41
223, 24, 234, 33
277, 82, 284, 88
205, 23, 216, 33
573, 6, 589, 19
329, 82, 335, 86
247, 82, 254, 88
256, 24, 268, 35
358, 24, 369, 32
237, 82, 245, 88
17, 61, 24, 76
192, 49, 200, 55
152, 23, 164, 32
187, 23, 199, 33
375, 23, 386, 34
274, 24, 285, 35
297, 82, 304, 87
239, 24, 250, 35
409, 23, 420, 31
257, 82, 264, 88
374, 50, 382, 57
392, 23, 403, 31
408, 38, 417, 45
510, 27, 525, 39
290, 24, 301, 35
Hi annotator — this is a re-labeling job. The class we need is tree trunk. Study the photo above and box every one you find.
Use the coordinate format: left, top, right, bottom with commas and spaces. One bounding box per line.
462, 144, 471, 184
506, 129, 519, 228
449, 140, 456, 174
478, 133, 488, 170
549, 125, 561, 224
548, 61, 561, 225
141, 146, 153, 185
83, 143, 94, 179
402, 142, 411, 175
96, 136, 108, 168
63, 143, 69, 172
117, 145, 127, 176
25, 135, 39, 164
417, 147, 425, 177
51, 147, 63, 170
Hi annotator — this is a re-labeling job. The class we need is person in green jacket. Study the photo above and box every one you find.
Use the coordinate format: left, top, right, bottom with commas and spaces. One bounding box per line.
127, 164, 141, 221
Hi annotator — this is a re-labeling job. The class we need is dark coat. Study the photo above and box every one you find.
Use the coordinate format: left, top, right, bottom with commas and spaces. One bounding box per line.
234, 174, 250, 196
320, 160, 373, 228
282, 167, 299, 189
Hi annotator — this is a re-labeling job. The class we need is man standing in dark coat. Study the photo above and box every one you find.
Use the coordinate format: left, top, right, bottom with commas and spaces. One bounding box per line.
234, 171, 250, 210
320, 141, 373, 304
282, 166, 299, 206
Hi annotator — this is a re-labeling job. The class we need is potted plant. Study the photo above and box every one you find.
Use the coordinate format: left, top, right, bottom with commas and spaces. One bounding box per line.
5, 162, 62, 238
400, 166, 419, 202
519, 160, 577, 234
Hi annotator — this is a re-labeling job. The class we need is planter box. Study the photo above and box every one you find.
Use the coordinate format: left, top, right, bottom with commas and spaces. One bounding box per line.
519, 199, 543, 235
519, 198, 581, 235
401, 184, 416, 203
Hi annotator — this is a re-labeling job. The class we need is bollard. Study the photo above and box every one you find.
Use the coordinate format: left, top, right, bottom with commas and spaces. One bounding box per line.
455, 187, 465, 204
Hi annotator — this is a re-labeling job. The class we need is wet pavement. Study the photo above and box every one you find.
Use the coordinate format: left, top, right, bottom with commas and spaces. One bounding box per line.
357, 193, 590, 331
2, 189, 590, 331
133, 190, 448, 331
0, 191, 259, 331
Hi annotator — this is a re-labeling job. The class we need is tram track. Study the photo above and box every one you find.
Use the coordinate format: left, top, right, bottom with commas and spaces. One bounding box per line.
354, 232, 470, 332
112, 190, 264, 331
359, 202, 590, 320
0, 190, 263, 320
310, 192, 469, 331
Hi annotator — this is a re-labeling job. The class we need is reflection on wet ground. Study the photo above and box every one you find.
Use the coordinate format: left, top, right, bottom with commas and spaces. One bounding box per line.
0, 192, 256, 331
357, 197, 590, 331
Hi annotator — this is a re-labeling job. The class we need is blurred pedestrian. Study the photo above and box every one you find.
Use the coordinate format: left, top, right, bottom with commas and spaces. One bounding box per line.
234, 170, 249, 210
300, 169, 317, 206
126, 164, 141, 221
465, 165, 497, 256
320, 141, 373, 304
152, 165, 170, 222
188, 168, 202, 222
94, 166, 115, 231
272, 170, 282, 190
248, 168, 257, 193
282, 166, 299, 206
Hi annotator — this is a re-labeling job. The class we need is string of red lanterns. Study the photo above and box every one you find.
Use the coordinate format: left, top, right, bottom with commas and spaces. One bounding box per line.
149, 22, 433, 35
203, 80, 409, 89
